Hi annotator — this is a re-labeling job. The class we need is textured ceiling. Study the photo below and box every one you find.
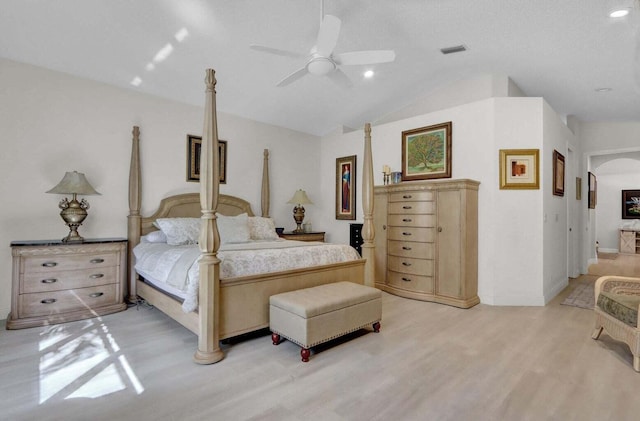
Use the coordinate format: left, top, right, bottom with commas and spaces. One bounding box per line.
1, 0, 639, 136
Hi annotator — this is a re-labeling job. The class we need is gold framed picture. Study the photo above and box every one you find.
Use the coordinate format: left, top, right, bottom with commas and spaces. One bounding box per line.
499, 149, 539, 189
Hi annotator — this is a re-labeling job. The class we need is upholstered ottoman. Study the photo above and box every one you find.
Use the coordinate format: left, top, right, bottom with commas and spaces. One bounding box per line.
270, 281, 382, 362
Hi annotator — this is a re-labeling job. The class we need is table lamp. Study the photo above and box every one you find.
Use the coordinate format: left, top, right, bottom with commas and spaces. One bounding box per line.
46, 171, 101, 242
287, 189, 313, 233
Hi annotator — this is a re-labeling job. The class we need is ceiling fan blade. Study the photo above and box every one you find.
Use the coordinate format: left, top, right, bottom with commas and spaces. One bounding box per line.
334, 50, 396, 65
276, 67, 308, 87
315, 14, 341, 56
327, 68, 352, 89
250, 44, 305, 59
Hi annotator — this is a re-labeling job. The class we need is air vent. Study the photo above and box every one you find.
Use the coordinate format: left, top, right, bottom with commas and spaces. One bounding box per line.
440, 45, 467, 55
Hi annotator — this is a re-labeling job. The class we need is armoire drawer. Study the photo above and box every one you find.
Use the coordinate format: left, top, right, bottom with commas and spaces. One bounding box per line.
387, 226, 434, 242
388, 256, 433, 276
388, 201, 434, 215
387, 214, 435, 228
389, 191, 433, 202
387, 240, 434, 259
387, 271, 434, 293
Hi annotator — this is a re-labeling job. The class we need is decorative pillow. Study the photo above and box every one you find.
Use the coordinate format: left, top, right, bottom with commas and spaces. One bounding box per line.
217, 213, 251, 243
248, 216, 279, 240
155, 218, 200, 245
141, 230, 168, 243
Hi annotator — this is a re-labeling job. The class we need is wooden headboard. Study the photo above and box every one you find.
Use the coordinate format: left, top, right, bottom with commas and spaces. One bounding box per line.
140, 193, 255, 236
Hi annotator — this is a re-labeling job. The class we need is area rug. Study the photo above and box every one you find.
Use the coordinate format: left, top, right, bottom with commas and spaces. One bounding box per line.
598, 253, 618, 260
561, 278, 595, 309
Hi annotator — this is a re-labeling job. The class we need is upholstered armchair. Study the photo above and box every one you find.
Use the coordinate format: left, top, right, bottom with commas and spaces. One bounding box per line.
592, 275, 640, 372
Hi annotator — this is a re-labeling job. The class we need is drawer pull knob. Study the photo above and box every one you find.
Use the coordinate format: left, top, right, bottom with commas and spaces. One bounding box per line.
438, 227, 443, 232
402, 262, 412, 266
402, 277, 411, 282
89, 274, 104, 279
41, 278, 57, 284
41, 262, 57, 267
402, 218, 412, 222
403, 195, 412, 199
402, 232, 412, 236
402, 206, 412, 209
41, 298, 57, 304
89, 292, 104, 298
90, 258, 105, 264
402, 246, 412, 250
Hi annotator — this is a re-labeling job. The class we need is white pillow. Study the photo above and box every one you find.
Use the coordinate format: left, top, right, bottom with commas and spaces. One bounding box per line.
248, 216, 279, 240
217, 213, 250, 243
141, 230, 168, 243
155, 218, 200, 245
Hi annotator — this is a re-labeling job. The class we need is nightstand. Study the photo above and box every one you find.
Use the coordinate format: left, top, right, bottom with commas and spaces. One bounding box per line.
7, 238, 127, 329
278, 231, 325, 242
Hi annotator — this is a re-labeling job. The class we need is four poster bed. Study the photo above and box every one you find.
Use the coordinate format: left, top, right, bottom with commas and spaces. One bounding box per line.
127, 69, 376, 364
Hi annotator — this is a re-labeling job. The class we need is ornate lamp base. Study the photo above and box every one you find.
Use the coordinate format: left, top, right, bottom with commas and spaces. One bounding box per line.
59, 194, 89, 243
292, 205, 305, 233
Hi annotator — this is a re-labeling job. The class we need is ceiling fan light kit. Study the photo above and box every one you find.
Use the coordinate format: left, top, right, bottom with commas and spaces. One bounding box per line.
250, 2, 396, 87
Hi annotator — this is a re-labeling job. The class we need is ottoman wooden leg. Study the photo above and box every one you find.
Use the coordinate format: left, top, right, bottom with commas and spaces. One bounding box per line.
272, 333, 282, 345
373, 321, 381, 333
301, 348, 310, 362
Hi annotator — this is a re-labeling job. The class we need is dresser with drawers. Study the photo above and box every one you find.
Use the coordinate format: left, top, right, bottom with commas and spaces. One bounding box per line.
7, 238, 127, 329
373, 179, 479, 308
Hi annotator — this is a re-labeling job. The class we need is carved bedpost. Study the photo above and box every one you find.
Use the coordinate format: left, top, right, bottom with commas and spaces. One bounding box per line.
261, 149, 270, 217
127, 126, 141, 302
194, 69, 224, 364
361, 123, 375, 287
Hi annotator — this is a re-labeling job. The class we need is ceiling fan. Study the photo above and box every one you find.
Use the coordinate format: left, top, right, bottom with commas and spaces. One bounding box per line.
250, 1, 395, 87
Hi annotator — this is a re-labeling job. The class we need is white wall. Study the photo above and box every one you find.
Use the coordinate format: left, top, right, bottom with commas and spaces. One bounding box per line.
594, 159, 640, 252
577, 121, 640, 266
319, 95, 574, 306
541, 102, 580, 301
0, 58, 320, 319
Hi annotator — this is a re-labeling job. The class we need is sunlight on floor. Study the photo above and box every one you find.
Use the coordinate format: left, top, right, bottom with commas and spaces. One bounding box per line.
38, 315, 144, 404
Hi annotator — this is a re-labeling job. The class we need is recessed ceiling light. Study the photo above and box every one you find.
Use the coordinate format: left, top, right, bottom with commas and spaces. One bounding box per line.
364, 70, 374, 78
595, 87, 612, 92
130, 77, 142, 87
609, 8, 630, 18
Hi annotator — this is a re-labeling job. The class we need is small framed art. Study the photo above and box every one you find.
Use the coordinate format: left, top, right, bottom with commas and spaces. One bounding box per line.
621, 190, 640, 219
187, 134, 227, 183
402, 121, 452, 181
576, 177, 582, 200
499, 149, 539, 189
336, 155, 356, 220
588, 172, 597, 209
552, 150, 565, 197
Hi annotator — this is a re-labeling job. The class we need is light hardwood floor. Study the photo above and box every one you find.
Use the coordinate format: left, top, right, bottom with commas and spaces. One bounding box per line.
2, 276, 640, 420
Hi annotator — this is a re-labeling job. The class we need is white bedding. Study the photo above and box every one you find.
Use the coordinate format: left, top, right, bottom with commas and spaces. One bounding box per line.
133, 239, 360, 313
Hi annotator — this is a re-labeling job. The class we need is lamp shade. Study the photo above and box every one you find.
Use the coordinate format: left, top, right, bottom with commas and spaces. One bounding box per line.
287, 189, 313, 205
46, 171, 101, 196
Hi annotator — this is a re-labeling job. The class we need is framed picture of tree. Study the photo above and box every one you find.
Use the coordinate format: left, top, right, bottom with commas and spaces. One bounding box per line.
401, 121, 452, 181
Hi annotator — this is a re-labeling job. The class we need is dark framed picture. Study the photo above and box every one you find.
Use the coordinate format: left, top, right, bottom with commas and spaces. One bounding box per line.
622, 190, 640, 219
498, 149, 539, 189
402, 121, 452, 181
552, 150, 565, 197
336, 155, 356, 220
187, 135, 227, 183
588, 172, 597, 209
